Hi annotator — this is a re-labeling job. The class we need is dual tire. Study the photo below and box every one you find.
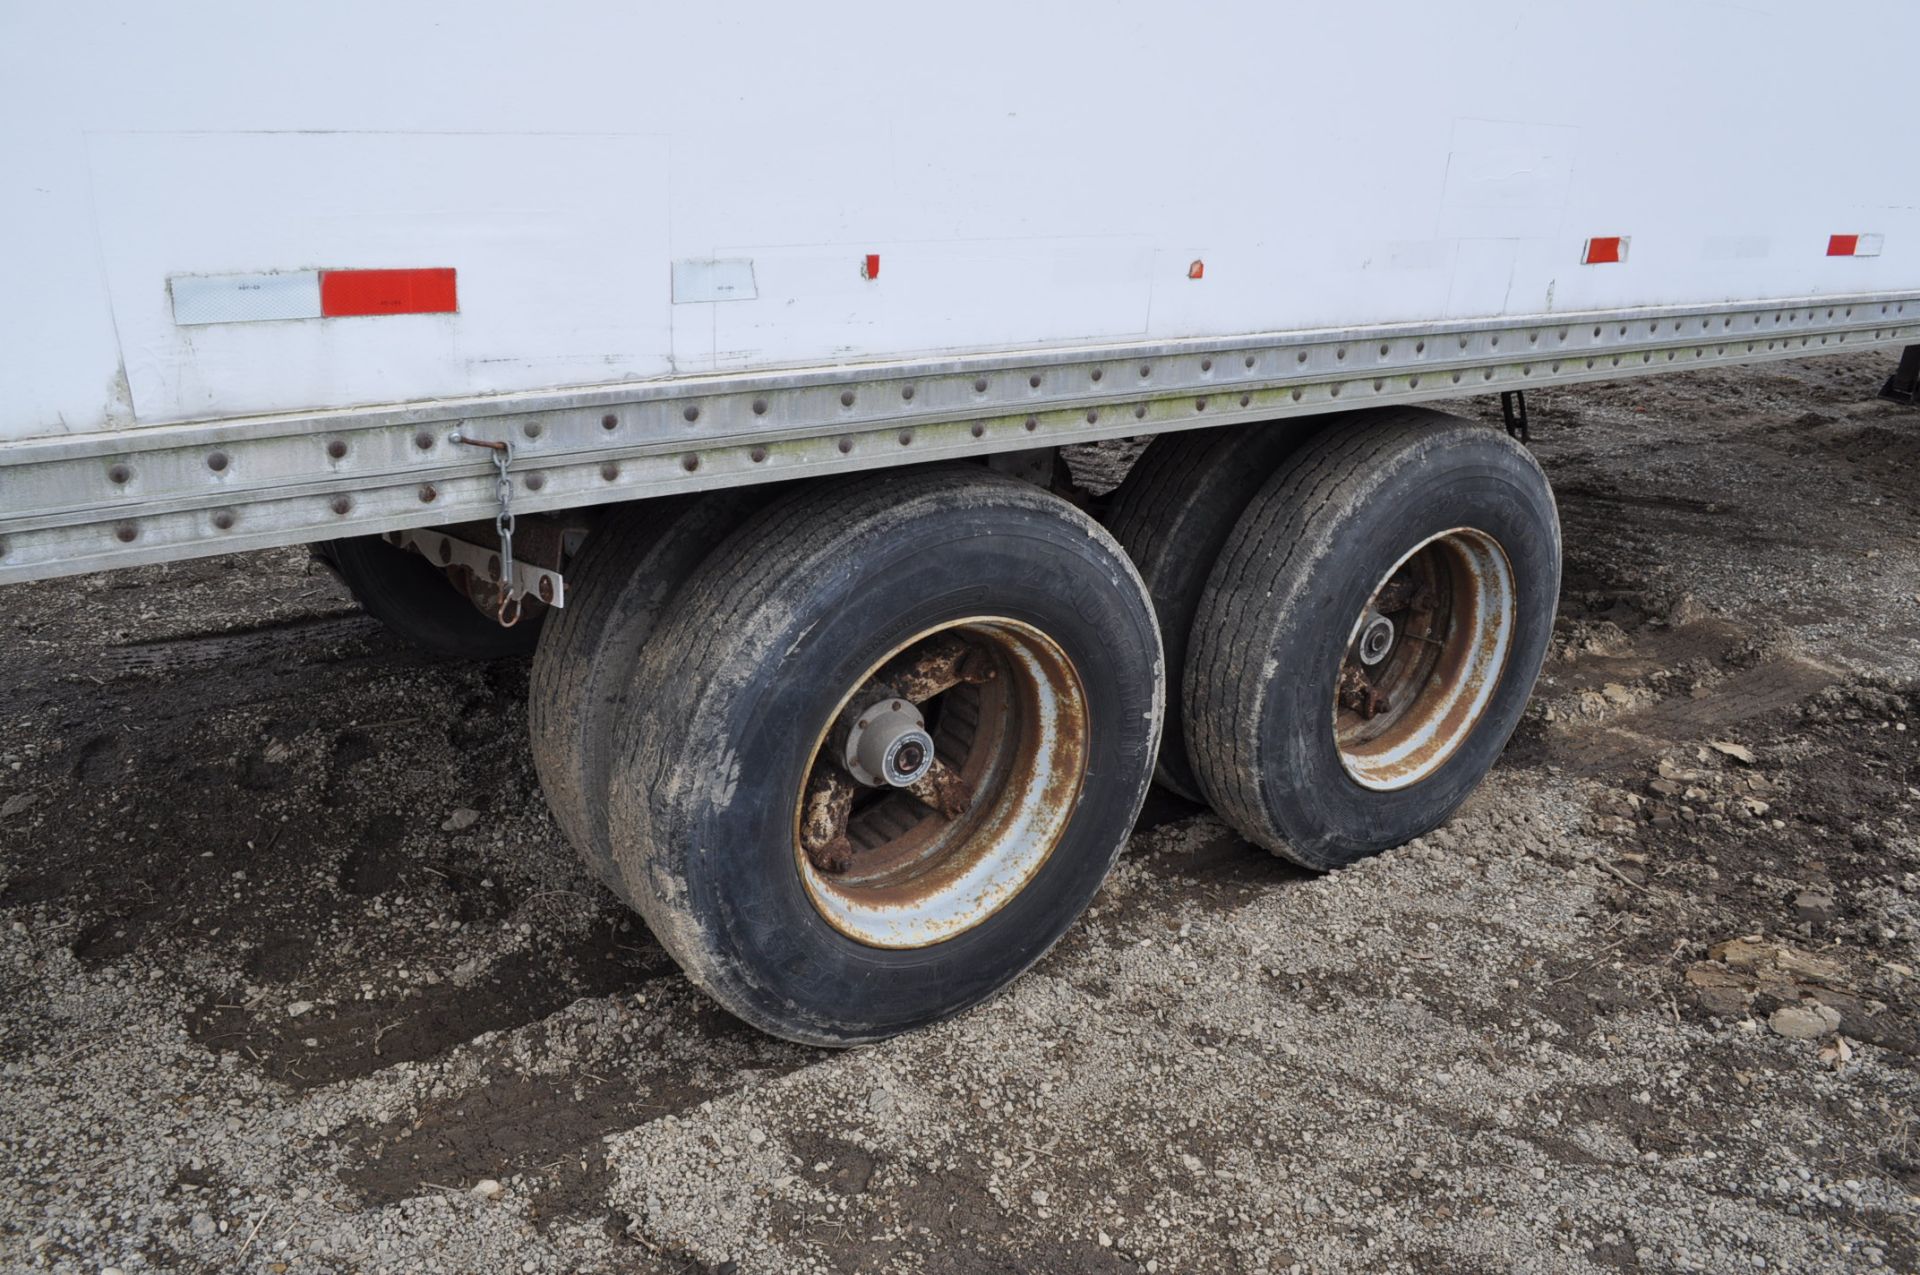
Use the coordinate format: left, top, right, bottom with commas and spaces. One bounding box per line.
532, 468, 1163, 1045
1108, 409, 1560, 870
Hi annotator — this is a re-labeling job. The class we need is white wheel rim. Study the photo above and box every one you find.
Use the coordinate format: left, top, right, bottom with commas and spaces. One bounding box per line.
1332, 527, 1516, 791
793, 618, 1089, 949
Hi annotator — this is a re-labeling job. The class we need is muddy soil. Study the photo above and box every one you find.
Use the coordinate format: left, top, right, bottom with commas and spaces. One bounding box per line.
3, 352, 1919, 1273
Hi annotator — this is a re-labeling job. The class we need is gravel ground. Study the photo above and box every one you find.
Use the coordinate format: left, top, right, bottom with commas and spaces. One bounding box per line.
3, 352, 1919, 1274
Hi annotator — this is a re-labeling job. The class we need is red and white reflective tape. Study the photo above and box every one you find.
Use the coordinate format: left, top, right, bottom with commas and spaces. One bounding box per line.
171, 268, 457, 326
1827, 234, 1884, 258
1582, 236, 1627, 266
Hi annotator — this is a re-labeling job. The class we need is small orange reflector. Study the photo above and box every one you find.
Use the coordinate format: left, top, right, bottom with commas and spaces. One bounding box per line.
1188, 259, 1205, 280
863, 253, 881, 280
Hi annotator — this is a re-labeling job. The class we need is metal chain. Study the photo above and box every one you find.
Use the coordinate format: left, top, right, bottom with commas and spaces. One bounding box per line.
450, 431, 521, 627
489, 443, 519, 626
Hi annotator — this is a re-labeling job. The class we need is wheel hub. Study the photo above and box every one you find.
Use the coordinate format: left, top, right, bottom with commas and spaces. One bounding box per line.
844, 697, 938, 788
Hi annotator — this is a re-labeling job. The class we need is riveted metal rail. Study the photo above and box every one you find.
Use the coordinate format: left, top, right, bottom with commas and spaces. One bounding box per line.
2, 291, 1916, 585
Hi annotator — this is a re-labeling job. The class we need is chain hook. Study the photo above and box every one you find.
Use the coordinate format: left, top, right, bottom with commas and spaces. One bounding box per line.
450, 431, 521, 628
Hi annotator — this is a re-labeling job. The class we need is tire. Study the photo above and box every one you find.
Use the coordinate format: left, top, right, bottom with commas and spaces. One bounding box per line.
607, 466, 1164, 1045
317, 534, 542, 660
528, 492, 759, 897
1185, 409, 1559, 870
1104, 421, 1317, 800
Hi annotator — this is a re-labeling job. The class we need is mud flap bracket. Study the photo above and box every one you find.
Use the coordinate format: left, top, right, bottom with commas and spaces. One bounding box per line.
1883, 345, 1920, 406
1501, 390, 1531, 444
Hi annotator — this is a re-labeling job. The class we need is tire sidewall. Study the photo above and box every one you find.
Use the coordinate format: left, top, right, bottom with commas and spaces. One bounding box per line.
646, 503, 1160, 1044
1259, 438, 1558, 866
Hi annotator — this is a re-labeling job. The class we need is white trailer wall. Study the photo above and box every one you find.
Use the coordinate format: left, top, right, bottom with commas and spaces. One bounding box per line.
2, 1, 1915, 441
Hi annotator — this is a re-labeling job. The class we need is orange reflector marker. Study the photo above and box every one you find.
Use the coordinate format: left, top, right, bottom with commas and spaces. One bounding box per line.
319, 268, 458, 317
1828, 234, 1883, 258
862, 253, 880, 280
1188, 259, 1205, 279
1582, 237, 1626, 265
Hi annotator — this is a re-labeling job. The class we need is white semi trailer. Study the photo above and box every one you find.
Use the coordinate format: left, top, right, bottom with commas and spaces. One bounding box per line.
4, 3, 1917, 1044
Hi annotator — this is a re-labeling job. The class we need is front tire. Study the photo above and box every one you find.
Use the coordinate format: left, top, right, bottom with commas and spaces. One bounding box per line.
607, 467, 1164, 1045
1184, 409, 1559, 870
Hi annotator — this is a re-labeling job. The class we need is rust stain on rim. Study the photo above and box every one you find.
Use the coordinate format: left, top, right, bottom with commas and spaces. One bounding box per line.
791, 617, 1090, 949
1333, 527, 1515, 791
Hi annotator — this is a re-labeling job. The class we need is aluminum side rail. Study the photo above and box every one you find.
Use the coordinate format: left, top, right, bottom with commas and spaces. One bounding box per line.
3, 291, 1916, 586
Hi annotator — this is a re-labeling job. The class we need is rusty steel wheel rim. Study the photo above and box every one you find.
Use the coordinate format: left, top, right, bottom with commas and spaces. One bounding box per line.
793, 618, 1090, 949
1332, 527, 1515, 792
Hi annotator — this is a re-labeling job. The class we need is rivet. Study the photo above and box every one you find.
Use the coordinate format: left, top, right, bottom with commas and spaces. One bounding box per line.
108, 463, 131, 484
1195, 398, 1207, 411
1336, 347, 1347, 360
970, 422, 985, 438
600, 462, 620, 481
1139, 365, 1151, 378
1459, 337, 1470, 349
681, 455, 699, 472
212, 511, 234, 530
902, 385, 915, 401
1086, 410, 1098, 424
1029, 374, 1042, 388
419, 484, 437, 502
414, 431, 435, 450
1380, 344, 1391, 357
527, 473, 547, 490
1240, 394, 1251, 407
1244, 356, 1255, 368
1409, 376, 1421, 388
1490, 337, 1499, 348
1291, 388, 1303, 401
1297, 352, 1308, 364
837, 437, 853, 453
840, 390, 855, 407
524, 422, 543, 439
1134, 405, 1147, 419
538, 575, 555, 604
1201, 359, 1213, 372
1483, 369, 1494, 380
973, 377, 988, 393
752, 399, 768, 416
114, 523, 137, 543
897, 430, 913, 445
1023, 417, 1037, 432
1415, 342, 1426, 354
326, 439, 347, 460
1090, 368, 1103, 382
331, 495, 352, 515
1330, 384, 1343, 396
683, 405, 700, 423
207, 451, 229, 473
601, 414, 619, 431
749, 447, 768, 463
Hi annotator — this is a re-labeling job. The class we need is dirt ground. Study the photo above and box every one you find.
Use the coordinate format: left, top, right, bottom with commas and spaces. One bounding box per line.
4, 352, 1920, 1274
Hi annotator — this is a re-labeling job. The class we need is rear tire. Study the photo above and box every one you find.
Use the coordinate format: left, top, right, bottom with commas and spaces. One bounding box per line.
1104, 422, 1316, 799
607, 467, 1163, 1045
317, 534, 542, 660
1185, 409, 1559, 870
